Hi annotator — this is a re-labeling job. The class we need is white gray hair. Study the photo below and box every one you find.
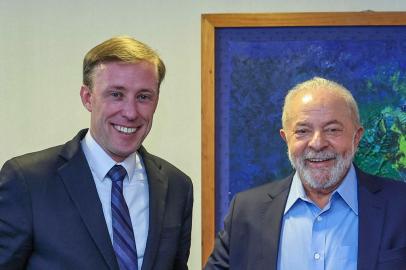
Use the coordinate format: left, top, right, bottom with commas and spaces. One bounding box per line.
282, 77, 361, 128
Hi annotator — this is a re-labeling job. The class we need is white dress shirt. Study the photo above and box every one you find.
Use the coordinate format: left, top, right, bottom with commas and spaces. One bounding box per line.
81, 131, 149, 269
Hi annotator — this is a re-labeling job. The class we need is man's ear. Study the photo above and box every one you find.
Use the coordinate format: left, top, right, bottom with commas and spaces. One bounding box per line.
353, 126, 364, 148
80, 85, 92, 112
280, 129, 287, 142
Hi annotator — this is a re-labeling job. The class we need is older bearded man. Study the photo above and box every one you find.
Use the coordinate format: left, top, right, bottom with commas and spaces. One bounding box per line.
205, 77, 406, 270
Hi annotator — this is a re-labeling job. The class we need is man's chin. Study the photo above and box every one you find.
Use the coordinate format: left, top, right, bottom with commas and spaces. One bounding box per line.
300, 169, 336, 189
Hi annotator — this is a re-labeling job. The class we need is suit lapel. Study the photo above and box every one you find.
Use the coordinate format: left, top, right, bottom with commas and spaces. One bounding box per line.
260, 176, 292, 270
357, 169, 385, 270
58, 130, 119, 270
139, 147, 168, 270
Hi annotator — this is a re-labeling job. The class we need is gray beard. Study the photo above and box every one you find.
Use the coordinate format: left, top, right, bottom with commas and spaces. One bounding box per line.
288, 147, 354, 190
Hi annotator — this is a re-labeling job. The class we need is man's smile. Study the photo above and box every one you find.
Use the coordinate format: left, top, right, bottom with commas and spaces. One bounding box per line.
113, 124, 137, 134
306, 157, 334, 162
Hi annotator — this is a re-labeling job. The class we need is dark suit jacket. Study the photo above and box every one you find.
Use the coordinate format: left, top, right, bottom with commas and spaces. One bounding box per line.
0, 129, 193, 270
205, 167, 406, 270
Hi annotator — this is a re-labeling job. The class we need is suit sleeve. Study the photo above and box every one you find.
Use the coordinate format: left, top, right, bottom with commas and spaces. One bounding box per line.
0, 159, 33, 270
203, 196, 237, 270
173, 177, 193, 270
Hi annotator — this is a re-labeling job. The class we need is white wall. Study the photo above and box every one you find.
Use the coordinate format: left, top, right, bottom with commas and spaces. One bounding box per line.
1, 1, 405, 268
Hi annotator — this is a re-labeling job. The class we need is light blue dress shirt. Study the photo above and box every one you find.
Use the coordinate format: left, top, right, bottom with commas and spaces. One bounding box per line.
81, 132, 149, 270
277, 165, 358, 270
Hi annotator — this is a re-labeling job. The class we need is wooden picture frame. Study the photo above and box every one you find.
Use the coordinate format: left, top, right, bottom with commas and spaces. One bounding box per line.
201, 11, 406, 264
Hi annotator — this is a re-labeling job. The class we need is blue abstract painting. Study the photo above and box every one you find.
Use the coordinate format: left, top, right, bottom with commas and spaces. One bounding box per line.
215, 26, 406, 230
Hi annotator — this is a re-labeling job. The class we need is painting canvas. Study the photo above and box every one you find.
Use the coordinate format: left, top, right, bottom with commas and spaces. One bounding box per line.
201, 12, 406, 263
215, 25, 406, 230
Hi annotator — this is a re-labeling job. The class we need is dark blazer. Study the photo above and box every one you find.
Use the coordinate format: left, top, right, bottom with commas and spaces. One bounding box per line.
0, 129, 193, 270
205, 167, 406, 270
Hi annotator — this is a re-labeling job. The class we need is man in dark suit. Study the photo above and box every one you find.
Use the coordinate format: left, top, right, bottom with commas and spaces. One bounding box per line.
204, 77, 406, 270
0, 36, 193, 270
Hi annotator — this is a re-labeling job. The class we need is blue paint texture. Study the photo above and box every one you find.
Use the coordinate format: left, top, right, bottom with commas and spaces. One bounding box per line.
215, 26, 406, 230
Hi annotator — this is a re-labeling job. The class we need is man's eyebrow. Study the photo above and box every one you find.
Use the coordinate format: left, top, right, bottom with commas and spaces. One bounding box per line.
324, 120, 344, 126
106, 85, 126, 90
139, 88, 157, 92
293, 120, 344, 127
294, 121, 311, 127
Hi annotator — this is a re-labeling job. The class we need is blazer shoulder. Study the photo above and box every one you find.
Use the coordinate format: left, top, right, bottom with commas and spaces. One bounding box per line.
2, 144, 64, 174
376, 178, 406, 203
0, 145, 67, 203
357, 168, 406, 202
234, 174, 293, 204
2, 129, 87, 176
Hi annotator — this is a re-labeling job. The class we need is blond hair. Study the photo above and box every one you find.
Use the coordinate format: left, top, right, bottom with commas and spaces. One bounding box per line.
83, 36, 166, 89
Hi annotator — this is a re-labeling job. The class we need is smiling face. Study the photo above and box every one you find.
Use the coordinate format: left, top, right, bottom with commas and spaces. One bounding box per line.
80, 61, 159, 162
280, 88, 364, 191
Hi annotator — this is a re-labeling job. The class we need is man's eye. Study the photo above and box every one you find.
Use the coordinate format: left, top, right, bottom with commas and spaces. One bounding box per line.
111, 92, 122, 98
137, 94, 151, 101
295, 129, 308, 134
326, 127, 341, 133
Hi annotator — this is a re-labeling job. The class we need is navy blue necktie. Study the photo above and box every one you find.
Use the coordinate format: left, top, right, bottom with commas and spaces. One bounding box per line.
108, 165, 138, 270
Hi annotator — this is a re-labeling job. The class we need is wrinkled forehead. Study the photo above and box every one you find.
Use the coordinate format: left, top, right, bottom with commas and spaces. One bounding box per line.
286, 89, 352, 125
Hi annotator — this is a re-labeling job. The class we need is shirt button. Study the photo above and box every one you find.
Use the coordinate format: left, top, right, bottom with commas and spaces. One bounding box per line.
314, 253, 321, 260
317, 216, 322, 222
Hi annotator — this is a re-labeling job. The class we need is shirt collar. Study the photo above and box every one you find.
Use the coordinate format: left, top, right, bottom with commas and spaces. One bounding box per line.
81, 131, 139, 183
335, 164, 358, 215
284, 171, 307, 214
284, 164, 358, 215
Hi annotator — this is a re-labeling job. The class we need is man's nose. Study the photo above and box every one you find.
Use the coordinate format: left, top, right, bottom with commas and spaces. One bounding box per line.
122, 100, 138, 120
308, 131, 328, 151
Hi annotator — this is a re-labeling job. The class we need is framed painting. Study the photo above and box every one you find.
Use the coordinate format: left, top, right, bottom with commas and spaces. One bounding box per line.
201, 12, 406, 264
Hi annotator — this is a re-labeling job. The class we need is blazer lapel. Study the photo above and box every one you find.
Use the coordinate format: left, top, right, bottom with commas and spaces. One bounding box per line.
58, 130, 119, 270
139, 147, 168, 270
260, 176, 293, 270
357, 169, 385, 270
